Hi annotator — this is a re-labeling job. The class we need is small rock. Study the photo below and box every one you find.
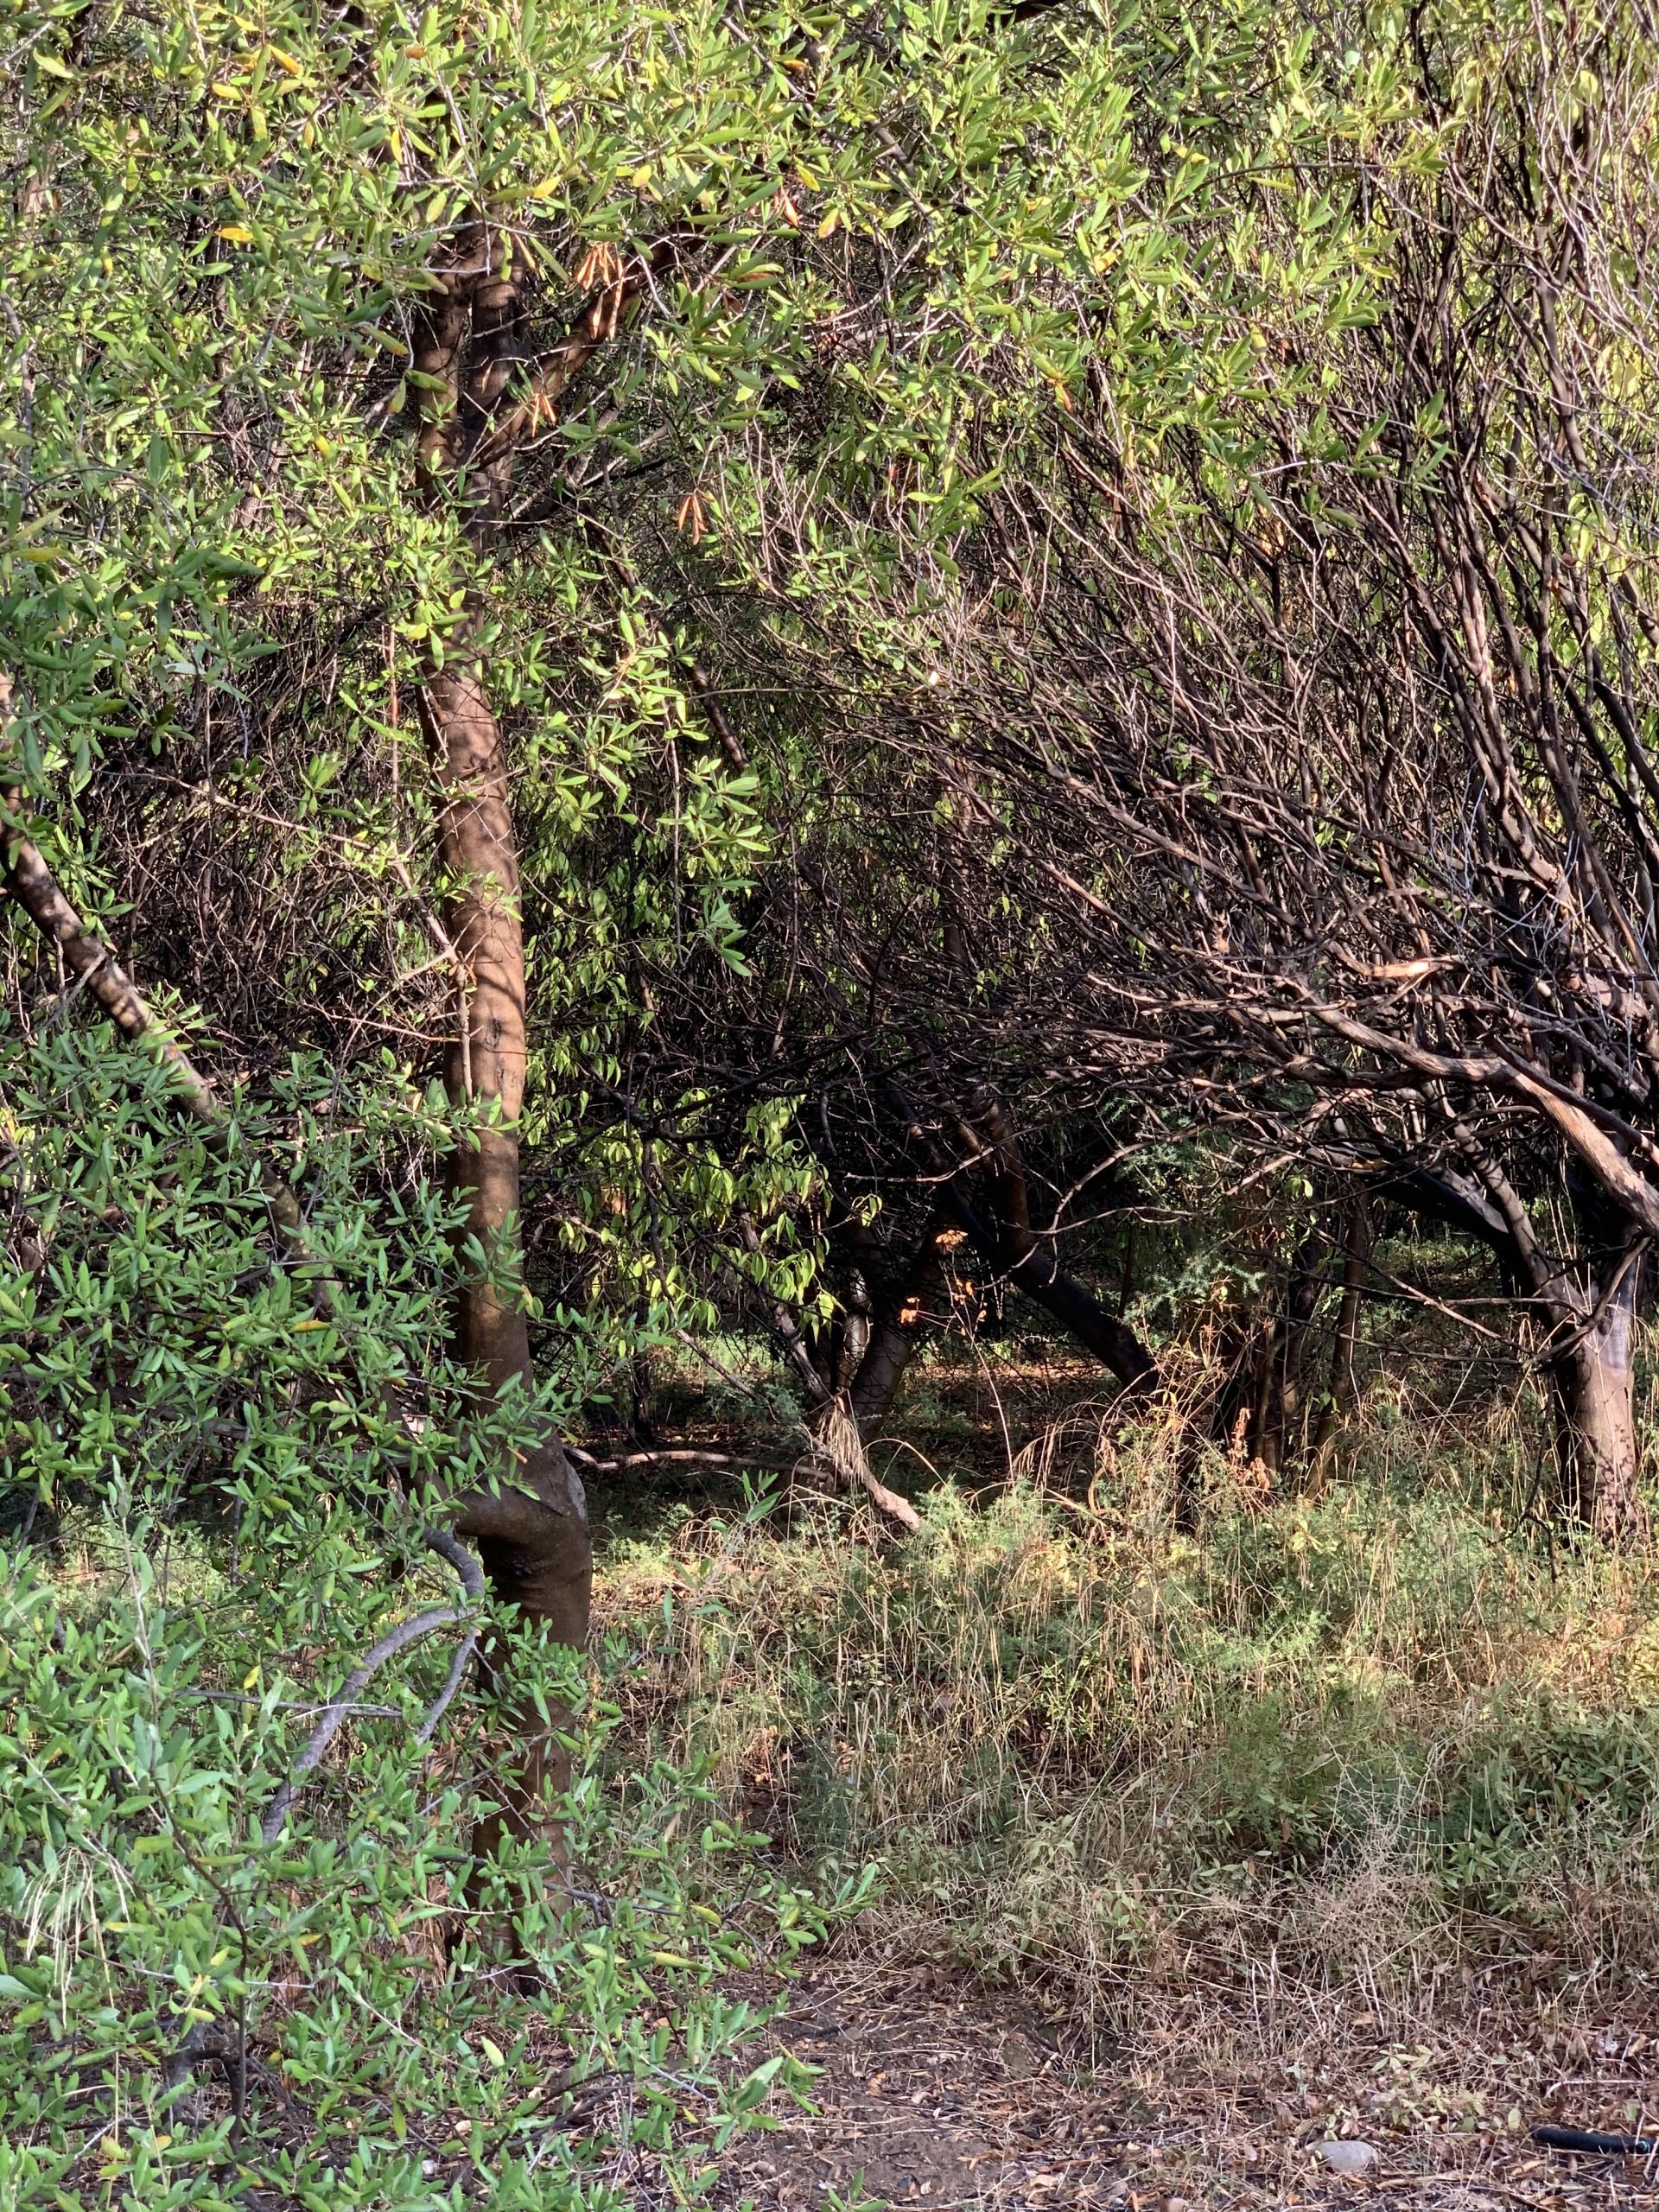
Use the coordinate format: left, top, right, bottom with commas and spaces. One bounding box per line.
1316, 2139, 1379, 2178
1166, 2195, 1194, 2211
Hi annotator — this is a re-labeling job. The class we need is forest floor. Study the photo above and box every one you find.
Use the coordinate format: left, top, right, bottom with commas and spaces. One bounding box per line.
716, 1949, 1659, 2210
604, 1319, 1659, 2212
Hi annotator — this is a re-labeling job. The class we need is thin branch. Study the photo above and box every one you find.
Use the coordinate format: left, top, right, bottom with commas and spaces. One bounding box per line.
260, 1529, 486, 1841
0, 693, 334, 1304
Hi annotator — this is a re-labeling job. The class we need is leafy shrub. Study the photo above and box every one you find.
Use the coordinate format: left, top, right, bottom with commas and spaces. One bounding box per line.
0, 1025, 835, 2208
1435, 1706, 1659, 1918
0, 1529, 834, 2209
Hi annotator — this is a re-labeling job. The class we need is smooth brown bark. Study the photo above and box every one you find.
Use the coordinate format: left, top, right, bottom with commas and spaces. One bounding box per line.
404, 226, 683, 1857
418, 634, 591, 1854
2, 809, 216, 1113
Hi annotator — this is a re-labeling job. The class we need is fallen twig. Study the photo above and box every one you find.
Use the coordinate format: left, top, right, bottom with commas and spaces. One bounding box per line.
565, 1443, 794, 1477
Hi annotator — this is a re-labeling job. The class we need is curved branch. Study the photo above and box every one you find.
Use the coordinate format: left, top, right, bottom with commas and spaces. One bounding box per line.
260, 1529, 487, 1841
1309, 1001, 1659, 1240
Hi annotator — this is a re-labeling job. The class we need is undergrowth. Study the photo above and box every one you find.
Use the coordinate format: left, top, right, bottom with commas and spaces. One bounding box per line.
0, 1510, 841, 2211
597, 1435, 1659, 2032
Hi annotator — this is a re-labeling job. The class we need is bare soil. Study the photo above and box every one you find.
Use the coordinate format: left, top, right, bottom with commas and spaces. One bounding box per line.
718, 1953, 1659, 2210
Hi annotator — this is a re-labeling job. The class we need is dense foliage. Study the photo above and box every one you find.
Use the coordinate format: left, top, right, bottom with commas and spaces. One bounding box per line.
5, 0, 1659, 2201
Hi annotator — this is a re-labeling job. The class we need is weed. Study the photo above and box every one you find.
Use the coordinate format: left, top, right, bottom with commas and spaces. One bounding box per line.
598, 1419, 1659, 2031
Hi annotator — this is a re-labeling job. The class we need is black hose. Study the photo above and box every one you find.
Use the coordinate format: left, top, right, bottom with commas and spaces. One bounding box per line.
1533, 2125, 1655, 2156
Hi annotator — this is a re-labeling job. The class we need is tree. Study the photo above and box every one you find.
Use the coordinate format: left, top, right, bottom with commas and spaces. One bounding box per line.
568, 0, 1400, 1452
6, 0, 1307, 1853
779, 0, 1659, 1530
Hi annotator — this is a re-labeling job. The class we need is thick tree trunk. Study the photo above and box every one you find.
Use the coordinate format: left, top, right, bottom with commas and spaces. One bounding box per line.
404, 225, 639, 1868
1550, 1258, 1643, 1541
420, 635, 591, 1858
1395, 1154, 1645, 1541
846, 1211, 955, 1435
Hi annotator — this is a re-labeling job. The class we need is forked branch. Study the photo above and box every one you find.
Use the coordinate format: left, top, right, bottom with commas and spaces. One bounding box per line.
261, 1529, 487, 1843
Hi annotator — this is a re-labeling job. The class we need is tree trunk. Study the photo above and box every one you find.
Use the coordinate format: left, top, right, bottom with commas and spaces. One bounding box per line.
404, 223, 639, 1871
420, 633, 592, 1860
736, 1211, 922, 1529
1309, 1201, 1370, 1486
1249, 1296, 1281, 1476
956, 1096, 1157, 1393
1271, 1230, 1325, 1461
847, 1211, 955, 1435
1400, 1152, 1645, 1541
1550, 1256, 1643, 1541
1209, 1220, 1328, 1481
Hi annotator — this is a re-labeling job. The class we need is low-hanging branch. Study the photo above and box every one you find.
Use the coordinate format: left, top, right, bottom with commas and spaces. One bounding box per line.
260, 1529, 487, 1843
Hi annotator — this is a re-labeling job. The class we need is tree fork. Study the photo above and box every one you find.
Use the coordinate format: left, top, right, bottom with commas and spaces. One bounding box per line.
955, 1101, 1157, 1395
845, 1207, 957, 1436
886, 1077, 1158, 1395
734, 1210, 922, 1531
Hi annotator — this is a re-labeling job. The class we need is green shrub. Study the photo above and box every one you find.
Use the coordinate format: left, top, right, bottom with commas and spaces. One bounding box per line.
1435, 1706, 1659, 1918
0, 1026, 836, 2208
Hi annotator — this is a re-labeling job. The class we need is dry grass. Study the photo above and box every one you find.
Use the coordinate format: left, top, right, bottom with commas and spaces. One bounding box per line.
594, 1367, 1659, 2056
715, 1946, 1659, 2210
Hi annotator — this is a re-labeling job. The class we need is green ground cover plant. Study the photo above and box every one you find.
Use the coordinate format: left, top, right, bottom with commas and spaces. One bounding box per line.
0, 1027, 842, 2208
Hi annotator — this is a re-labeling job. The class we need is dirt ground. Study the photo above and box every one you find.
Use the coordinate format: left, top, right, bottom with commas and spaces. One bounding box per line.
716, 1953, 1659, 2211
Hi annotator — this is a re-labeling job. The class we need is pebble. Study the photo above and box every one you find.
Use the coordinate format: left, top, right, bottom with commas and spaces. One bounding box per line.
1316, 2139, 1380, 2177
